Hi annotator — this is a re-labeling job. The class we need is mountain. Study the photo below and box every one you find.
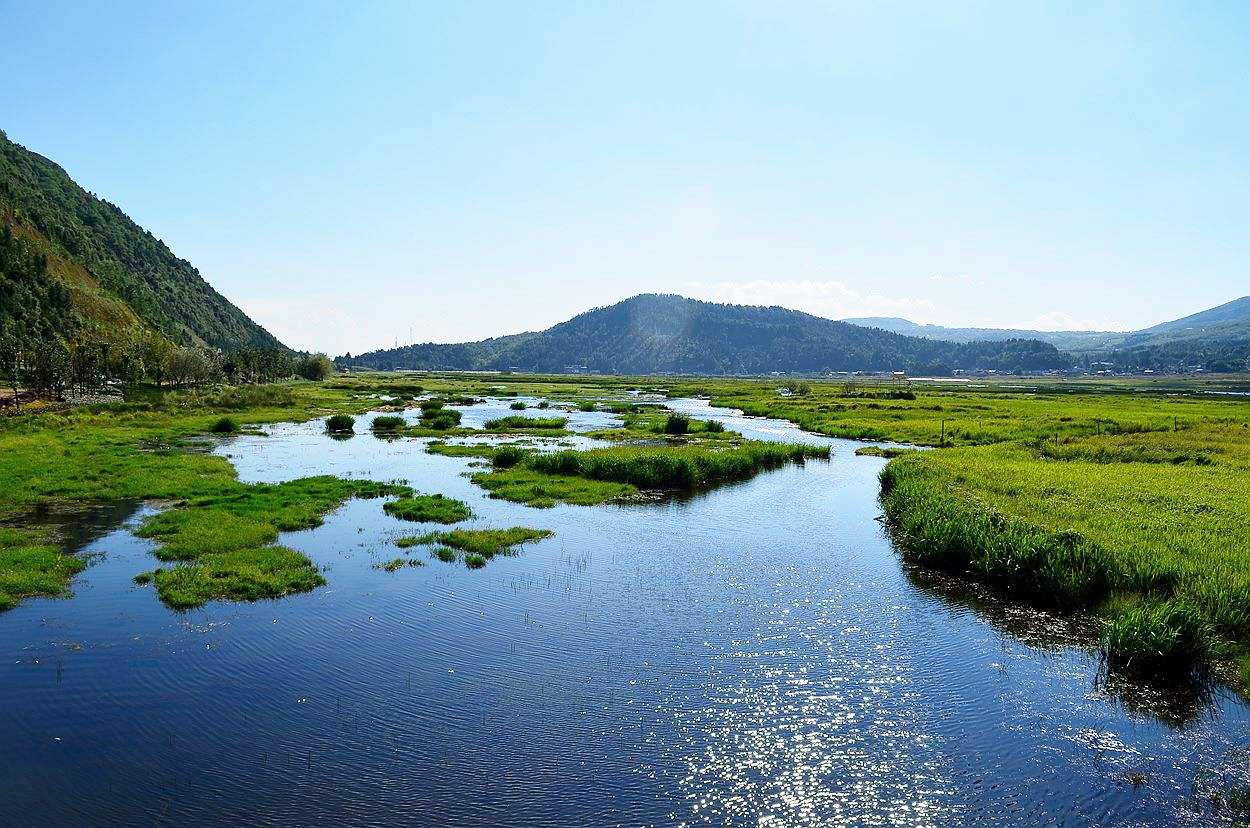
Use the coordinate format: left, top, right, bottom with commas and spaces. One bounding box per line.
841, 317, 1126, 351
340, 294, 1067, 375
0, 129, 283, 352
846, 296, 1250, 372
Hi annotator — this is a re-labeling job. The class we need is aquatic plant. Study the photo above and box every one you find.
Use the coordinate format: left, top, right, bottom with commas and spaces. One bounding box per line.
326, 413, 355, 433
413, 527, 553, 562
420, 410, 461, 430
483, 415, 567, 431
491, 444, 529, 468
371, 415, 406, 432
510, 401, 527, 410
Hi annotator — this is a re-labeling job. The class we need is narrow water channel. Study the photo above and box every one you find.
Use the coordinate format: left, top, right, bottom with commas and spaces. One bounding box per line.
1, 399, 1247, 826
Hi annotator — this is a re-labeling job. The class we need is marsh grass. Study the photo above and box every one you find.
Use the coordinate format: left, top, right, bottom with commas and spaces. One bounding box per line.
210, 416, 239, 434
483, 415, 567, 431
150, 546, 325, 610
0, 528, 86, 611
326, 414, 355, 433
855, 445, 915, 458
880, 425, 1250, 680
424, 441, 496, 459
420, 409, 461, 430
383, 493, 472, 524
134, 476, 409, 607
378, 557, 423, 571
371, 415, 406, 432
510, 401, 527, 410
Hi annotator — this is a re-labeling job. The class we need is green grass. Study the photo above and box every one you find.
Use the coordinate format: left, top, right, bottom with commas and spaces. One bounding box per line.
471, 466, 637, 507
420, 409, 461, 430
879, 423, 1250, 677
326, 413, 355, 433
147, 546, 325, 610
525, 441, 828, 489
371, 415, 406, 432
482, 415, 567, 431
510, 401, 527, 410
854, 445, 915, 458
382, 493, 471, 524
0, 528, 87, 611
424, 440, 497, 459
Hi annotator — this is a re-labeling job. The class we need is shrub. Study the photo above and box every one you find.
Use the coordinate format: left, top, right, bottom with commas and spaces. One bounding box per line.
210, 416, 239, 433
296, 353, 333, 381
703, 419, 725, 433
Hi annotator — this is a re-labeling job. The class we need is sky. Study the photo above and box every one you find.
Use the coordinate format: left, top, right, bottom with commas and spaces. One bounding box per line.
2, 1, 1249, 354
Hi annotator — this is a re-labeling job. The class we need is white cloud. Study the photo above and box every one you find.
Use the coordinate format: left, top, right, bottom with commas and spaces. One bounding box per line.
680, 278, 936, 321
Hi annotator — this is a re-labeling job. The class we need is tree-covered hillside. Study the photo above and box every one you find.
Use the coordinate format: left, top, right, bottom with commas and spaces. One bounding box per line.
341, 294, 1068, 375
0, 129, 283, 352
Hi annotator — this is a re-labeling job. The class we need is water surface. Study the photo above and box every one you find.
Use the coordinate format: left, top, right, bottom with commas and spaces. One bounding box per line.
2, 398, 1248, 826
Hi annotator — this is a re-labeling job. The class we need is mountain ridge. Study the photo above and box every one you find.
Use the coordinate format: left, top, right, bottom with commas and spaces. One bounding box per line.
340, 294, 1067, 375
0, 129, 283, 353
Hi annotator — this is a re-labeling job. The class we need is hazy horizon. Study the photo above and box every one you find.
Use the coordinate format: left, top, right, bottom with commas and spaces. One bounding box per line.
5, 2, 1249, 353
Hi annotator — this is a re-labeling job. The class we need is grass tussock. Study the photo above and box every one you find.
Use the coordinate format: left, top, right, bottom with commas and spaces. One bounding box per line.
383, 493, 471, 524
377, 557, 424, 571
855, 445, 915, 458
371, 415, 406, 432
326, 413, 355, 433
209, 416, 239, 434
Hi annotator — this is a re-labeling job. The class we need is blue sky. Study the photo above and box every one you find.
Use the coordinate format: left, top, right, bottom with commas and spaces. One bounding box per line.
3, 1, 1248, 354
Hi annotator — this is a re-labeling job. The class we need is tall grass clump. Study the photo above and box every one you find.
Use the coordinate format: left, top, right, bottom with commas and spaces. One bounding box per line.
526, 441, 827, 490
492, 444, 529, 468
663, 413, 690, 435
483, 415, 567, 430
326, 413, 355, 433
210, 416, 239, 434
420, 409, 461, 430
510, 401, 527, 410
703, 419, 725, 433
371, 415, 406, 432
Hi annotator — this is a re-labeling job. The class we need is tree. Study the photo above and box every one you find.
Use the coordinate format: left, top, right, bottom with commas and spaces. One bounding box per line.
296, 353, 333, 381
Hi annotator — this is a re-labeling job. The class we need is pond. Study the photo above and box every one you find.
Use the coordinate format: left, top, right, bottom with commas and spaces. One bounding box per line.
1, 398, 1248, 826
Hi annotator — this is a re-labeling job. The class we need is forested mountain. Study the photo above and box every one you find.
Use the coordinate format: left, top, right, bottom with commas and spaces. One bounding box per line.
0, 129, 283, 353
340, 294, 1067, 375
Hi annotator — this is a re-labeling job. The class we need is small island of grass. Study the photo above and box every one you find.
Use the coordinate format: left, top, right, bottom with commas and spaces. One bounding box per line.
383, 493, 472, 524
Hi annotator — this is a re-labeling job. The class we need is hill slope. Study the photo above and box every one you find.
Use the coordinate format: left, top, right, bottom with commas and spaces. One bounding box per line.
0, 129, 282, 352
341, 294, 1067, 375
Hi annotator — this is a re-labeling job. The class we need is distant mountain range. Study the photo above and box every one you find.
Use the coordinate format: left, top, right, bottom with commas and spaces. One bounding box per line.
339, 294, 1068, 375
0, 129, 283, 352
845, 296, 1250, 371
343, 293, 1250, 376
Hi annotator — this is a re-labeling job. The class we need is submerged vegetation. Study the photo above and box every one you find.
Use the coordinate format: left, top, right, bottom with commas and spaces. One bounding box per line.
399, 527, 553, 567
